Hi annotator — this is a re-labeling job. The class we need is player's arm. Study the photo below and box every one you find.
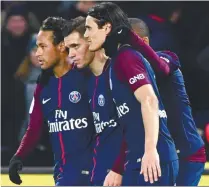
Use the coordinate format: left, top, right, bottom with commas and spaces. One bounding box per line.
15, 84, 44, 158
127, 31, 180, 76
115, 49, 161, 183
104, 137, 126, 186
111, 137, 127, 174
134, 85, 159, 149
9, 84, 44, 185
134, 85, 161, 184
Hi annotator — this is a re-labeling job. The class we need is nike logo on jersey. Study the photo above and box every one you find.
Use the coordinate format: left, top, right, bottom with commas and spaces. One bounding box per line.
118, 29, 122, 34
42, 98, 51, 104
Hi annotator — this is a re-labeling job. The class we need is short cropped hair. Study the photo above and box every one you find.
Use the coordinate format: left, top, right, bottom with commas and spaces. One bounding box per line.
128, 18, 150, 38
62, 16, 86, 38
40, 16, 66, 45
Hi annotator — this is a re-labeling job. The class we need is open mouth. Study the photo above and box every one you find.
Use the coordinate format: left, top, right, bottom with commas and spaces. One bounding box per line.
38, 59, 44, 65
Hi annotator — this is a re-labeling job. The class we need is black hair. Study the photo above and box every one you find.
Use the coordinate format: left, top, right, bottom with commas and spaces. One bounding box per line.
62, 16, 86, 38
87, 2, 131, 31
128, 18, 150, 38
37, 17, 67, 86
40, 17, 66, 45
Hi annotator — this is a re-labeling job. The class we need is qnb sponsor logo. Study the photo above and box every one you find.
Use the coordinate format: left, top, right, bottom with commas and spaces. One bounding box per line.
116, 103, 130, 118
48, 118, 88, 133
94, 119, 117, 134
129, 74, 145, 84
158, 110, 167, 118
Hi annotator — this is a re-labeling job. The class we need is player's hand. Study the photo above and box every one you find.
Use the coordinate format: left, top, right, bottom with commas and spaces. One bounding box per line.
9, 155, 23, 185
102, 25, 131, 57
140, 148, 161, 184
103, 170, 122, 186
109, 26, 131, 43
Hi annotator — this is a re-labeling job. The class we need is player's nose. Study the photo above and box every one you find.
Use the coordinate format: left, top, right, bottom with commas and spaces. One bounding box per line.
68, 49, 76, 59
84, 30, 89, 38
35, 47, 41, 57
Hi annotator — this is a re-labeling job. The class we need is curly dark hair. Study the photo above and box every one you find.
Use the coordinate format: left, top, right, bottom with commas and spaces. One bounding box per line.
40, 17, 66, 45
62, 16, 86, 38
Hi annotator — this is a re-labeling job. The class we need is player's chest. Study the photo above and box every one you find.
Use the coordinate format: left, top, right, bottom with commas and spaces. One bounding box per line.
88, 75, 114, 113
40, 78, 88, 119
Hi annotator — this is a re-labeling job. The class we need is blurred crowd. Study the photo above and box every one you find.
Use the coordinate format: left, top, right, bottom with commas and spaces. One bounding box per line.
1, 1, 209, 166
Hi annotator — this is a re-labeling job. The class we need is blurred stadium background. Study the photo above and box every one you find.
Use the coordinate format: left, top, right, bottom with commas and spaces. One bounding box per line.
1, 1, 209, 186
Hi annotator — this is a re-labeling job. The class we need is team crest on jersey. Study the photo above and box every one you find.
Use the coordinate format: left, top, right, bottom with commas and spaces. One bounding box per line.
69, 91, 81, 103
98, 94, 105, 106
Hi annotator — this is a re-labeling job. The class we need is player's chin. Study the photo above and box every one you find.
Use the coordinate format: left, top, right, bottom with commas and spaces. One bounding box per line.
40, 65, 48, 70
89, 44, 100, 52
76, 64, 87, 69
76, 64, 84, 69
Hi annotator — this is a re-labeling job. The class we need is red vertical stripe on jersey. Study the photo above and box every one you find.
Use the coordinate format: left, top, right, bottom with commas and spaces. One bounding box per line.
58, 78, 66, 166
58, 78, 62, 108
96, 136, 100, 146
91, 157, 96, 182
91, 77, 99, 182
59, 132, 66, 164
92, 77, 98, 109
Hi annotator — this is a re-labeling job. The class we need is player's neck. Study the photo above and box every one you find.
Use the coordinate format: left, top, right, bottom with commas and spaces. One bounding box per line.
89, 49, 109, 76
53, 56, 72, 78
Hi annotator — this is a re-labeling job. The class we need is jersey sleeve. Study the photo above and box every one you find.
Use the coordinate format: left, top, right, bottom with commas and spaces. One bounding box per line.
156, 51, 181, 72
111, 137, 127, 174
15, 84, 44, 159
114, 48, 151, 92
127, 31, 180, 75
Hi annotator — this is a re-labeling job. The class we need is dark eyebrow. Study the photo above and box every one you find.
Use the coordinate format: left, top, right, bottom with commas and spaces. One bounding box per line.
69, 43, 79, 48
37, 42, 44, 46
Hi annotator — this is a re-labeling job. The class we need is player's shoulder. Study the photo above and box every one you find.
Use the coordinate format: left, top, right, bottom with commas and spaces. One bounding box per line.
156, 50, 181, 68
116, 45, 143, 62
118, 45, 139, 55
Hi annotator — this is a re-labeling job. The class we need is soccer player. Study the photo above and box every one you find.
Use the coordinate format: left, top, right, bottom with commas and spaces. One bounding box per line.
125, 17, 206, 186
84, 2, 179, 185
62, 16, 125, 186
8, 17, 95, 186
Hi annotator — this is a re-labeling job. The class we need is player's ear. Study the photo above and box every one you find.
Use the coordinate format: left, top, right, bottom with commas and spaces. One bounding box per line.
103, 22, 112, 36
142, 37, 149, 45
58, 41, 66, 53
